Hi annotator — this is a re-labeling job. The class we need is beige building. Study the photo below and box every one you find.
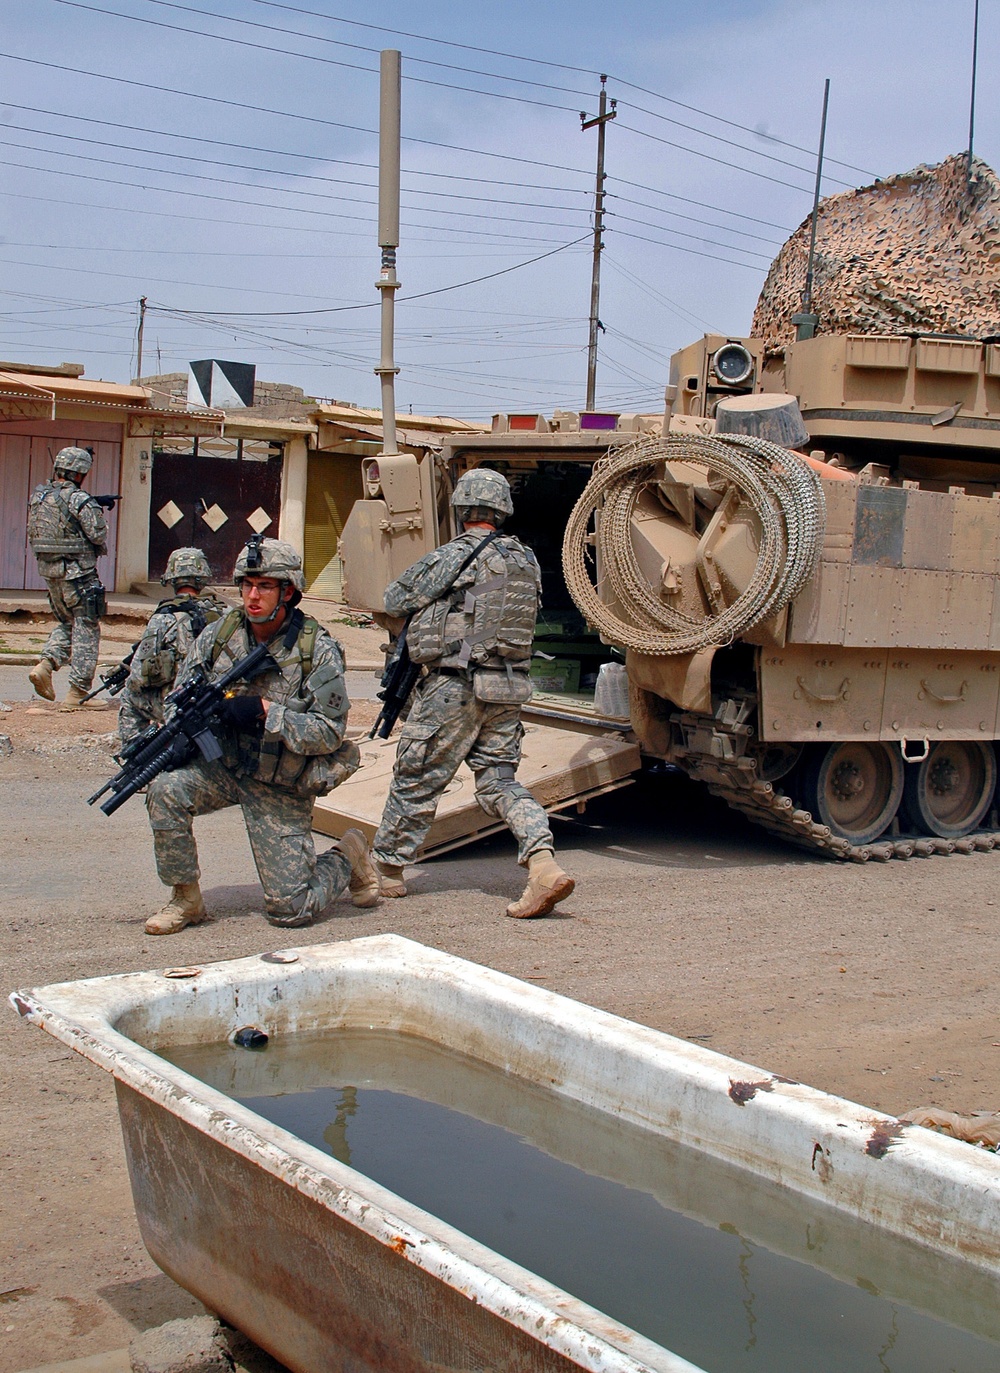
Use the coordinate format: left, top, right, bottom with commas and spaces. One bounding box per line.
0, 361, 483, 600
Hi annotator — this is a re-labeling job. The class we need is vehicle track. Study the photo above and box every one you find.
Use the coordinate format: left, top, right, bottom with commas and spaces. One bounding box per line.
685, 757, 999, 862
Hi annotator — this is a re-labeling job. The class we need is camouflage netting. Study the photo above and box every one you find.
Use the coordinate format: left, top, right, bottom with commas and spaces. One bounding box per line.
752, 153, 1000, 354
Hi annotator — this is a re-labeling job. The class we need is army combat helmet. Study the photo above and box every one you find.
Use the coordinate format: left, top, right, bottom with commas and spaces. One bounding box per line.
451, 467, 514, 526
161, 546, 212, 591
233, 536, 306, 595
53, 445, 94, 477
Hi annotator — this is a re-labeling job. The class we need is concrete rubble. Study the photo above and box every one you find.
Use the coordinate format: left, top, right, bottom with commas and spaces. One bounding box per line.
127, 1316, 286, 1373
128, 1318, 231, 1373
753, 152, 1000, 351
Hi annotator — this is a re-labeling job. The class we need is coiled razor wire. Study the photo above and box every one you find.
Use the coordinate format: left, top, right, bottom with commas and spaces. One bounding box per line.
562, 432, 826, 656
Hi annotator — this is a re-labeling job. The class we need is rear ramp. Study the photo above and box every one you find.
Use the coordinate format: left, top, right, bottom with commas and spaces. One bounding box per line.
313, 720, 641, 856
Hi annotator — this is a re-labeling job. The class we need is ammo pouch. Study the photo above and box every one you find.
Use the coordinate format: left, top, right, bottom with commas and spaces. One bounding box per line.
472, 666, 532, 704
256, 737, 361, 797
139, 648, 175, 690
79, 580, 107, 619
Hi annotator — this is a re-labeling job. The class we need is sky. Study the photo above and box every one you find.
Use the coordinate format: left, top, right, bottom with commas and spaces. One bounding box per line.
0, 0, 996, 419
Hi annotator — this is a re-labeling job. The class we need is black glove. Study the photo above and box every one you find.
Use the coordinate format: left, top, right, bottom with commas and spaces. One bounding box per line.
219, 695, 265, 731
92, 494, 122, 510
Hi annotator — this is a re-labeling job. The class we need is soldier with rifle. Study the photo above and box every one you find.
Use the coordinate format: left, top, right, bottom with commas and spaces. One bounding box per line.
26, 445, 114, 708
371, 468, 575, 919
117, 547, 226, 745
90, 537, 380, 935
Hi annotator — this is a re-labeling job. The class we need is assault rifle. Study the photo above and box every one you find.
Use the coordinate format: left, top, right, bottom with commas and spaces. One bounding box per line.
87, 639, 275, 816
92, 494, 122, 510
369, 618, 421, 740
78, 647, 137, 705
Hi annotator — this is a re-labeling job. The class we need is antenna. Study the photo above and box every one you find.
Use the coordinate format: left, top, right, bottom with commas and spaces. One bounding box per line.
967, 0, 980, 192
793, 78, 830, 342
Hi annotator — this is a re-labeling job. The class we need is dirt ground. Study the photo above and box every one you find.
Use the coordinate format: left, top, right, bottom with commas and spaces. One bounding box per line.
0, 598, 385, 671
3, 689, 1000, 1371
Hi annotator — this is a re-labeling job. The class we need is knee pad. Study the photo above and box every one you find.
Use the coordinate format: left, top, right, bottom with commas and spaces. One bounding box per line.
474, 763, 518, 817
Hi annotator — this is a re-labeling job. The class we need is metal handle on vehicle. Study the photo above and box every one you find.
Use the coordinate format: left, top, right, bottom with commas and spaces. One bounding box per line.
901, 738, 930, 763
918, 678, 967, 704
794, 676, 849, 703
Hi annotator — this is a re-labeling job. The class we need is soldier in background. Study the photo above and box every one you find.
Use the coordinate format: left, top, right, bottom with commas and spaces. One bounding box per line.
144, 538, 380, 935
26, 446, 108, 708
118, 547, 226, 746
372, 468, 575, 919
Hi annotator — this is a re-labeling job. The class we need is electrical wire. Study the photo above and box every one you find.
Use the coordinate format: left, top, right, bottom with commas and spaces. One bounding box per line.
0, 121, 590, 214
145, 236, 590, 318
0, 53, 593, 179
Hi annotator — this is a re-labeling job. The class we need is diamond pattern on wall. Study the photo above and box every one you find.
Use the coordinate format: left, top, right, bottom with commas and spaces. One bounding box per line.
246, 506, 272, 534
201, 503, 229, 532
157, 500, 183, 529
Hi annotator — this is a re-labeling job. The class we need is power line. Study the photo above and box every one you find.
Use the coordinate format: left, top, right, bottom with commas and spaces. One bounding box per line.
0, 156, 584, 241
606, 191, 786, 244
149, 235, 590, 317
3, 187, 570, 247
616, 121, 813, 193
603, 254, 722, 334
611, 229, 765, 272
245, 0, 878, 180
53, 0, 582, 113
0, 91, 804, 233
0, 123, 590, 216
608, 211, 773, 262
126, 0, 865, 186
0, 53, 594, 179
37, 5, 863, 197
2, 101, 590, 196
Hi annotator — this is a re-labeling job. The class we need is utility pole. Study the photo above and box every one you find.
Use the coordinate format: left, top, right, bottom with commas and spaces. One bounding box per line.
967, 0, 980, 193
581, 76, 616, 410
376, 49, 401, 456
135, 295, 147, 382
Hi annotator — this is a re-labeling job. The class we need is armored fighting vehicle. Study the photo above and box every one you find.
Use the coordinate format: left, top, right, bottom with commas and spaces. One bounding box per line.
332, 154, 1000, 860
334, 327, 1000, 861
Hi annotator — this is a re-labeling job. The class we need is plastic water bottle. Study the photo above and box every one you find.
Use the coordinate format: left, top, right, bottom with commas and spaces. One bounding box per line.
594, 662, 629, 719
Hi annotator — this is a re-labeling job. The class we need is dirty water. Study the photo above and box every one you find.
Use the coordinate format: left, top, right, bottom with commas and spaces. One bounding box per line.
165, 1029, 1000, 1373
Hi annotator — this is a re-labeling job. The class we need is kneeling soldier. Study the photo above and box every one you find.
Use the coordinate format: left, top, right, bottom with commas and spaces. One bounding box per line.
144, 537, 379, 935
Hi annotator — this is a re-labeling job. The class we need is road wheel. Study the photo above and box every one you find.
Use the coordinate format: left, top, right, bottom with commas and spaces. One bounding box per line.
799, 741, 903, 845
899, 741, 997, 839
753, 742, 803, 783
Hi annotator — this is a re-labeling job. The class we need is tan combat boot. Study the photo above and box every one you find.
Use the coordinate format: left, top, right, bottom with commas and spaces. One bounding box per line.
338, 828, 382, 908
28, 660, 56, 701
145, 882, 207, 935
376, 861, 407, 898
60, 684, 89, 710
506, 850, 574, 919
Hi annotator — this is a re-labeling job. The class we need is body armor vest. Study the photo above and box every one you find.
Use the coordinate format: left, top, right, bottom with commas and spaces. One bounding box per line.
27, 483, 92, 557
408, 536, 540, 670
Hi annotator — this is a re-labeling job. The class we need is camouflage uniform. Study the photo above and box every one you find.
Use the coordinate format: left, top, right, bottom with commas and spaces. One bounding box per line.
118, 549, 224, 746
372, 527, 554, 868
146, 607, 357, 923
28, 454, 107, 692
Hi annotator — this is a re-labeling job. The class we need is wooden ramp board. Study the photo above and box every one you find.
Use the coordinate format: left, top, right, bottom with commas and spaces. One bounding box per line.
312, 722, 641, 859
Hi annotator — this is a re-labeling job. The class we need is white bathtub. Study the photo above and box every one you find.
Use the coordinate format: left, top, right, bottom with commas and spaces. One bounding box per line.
10, 935, 1000, 1372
